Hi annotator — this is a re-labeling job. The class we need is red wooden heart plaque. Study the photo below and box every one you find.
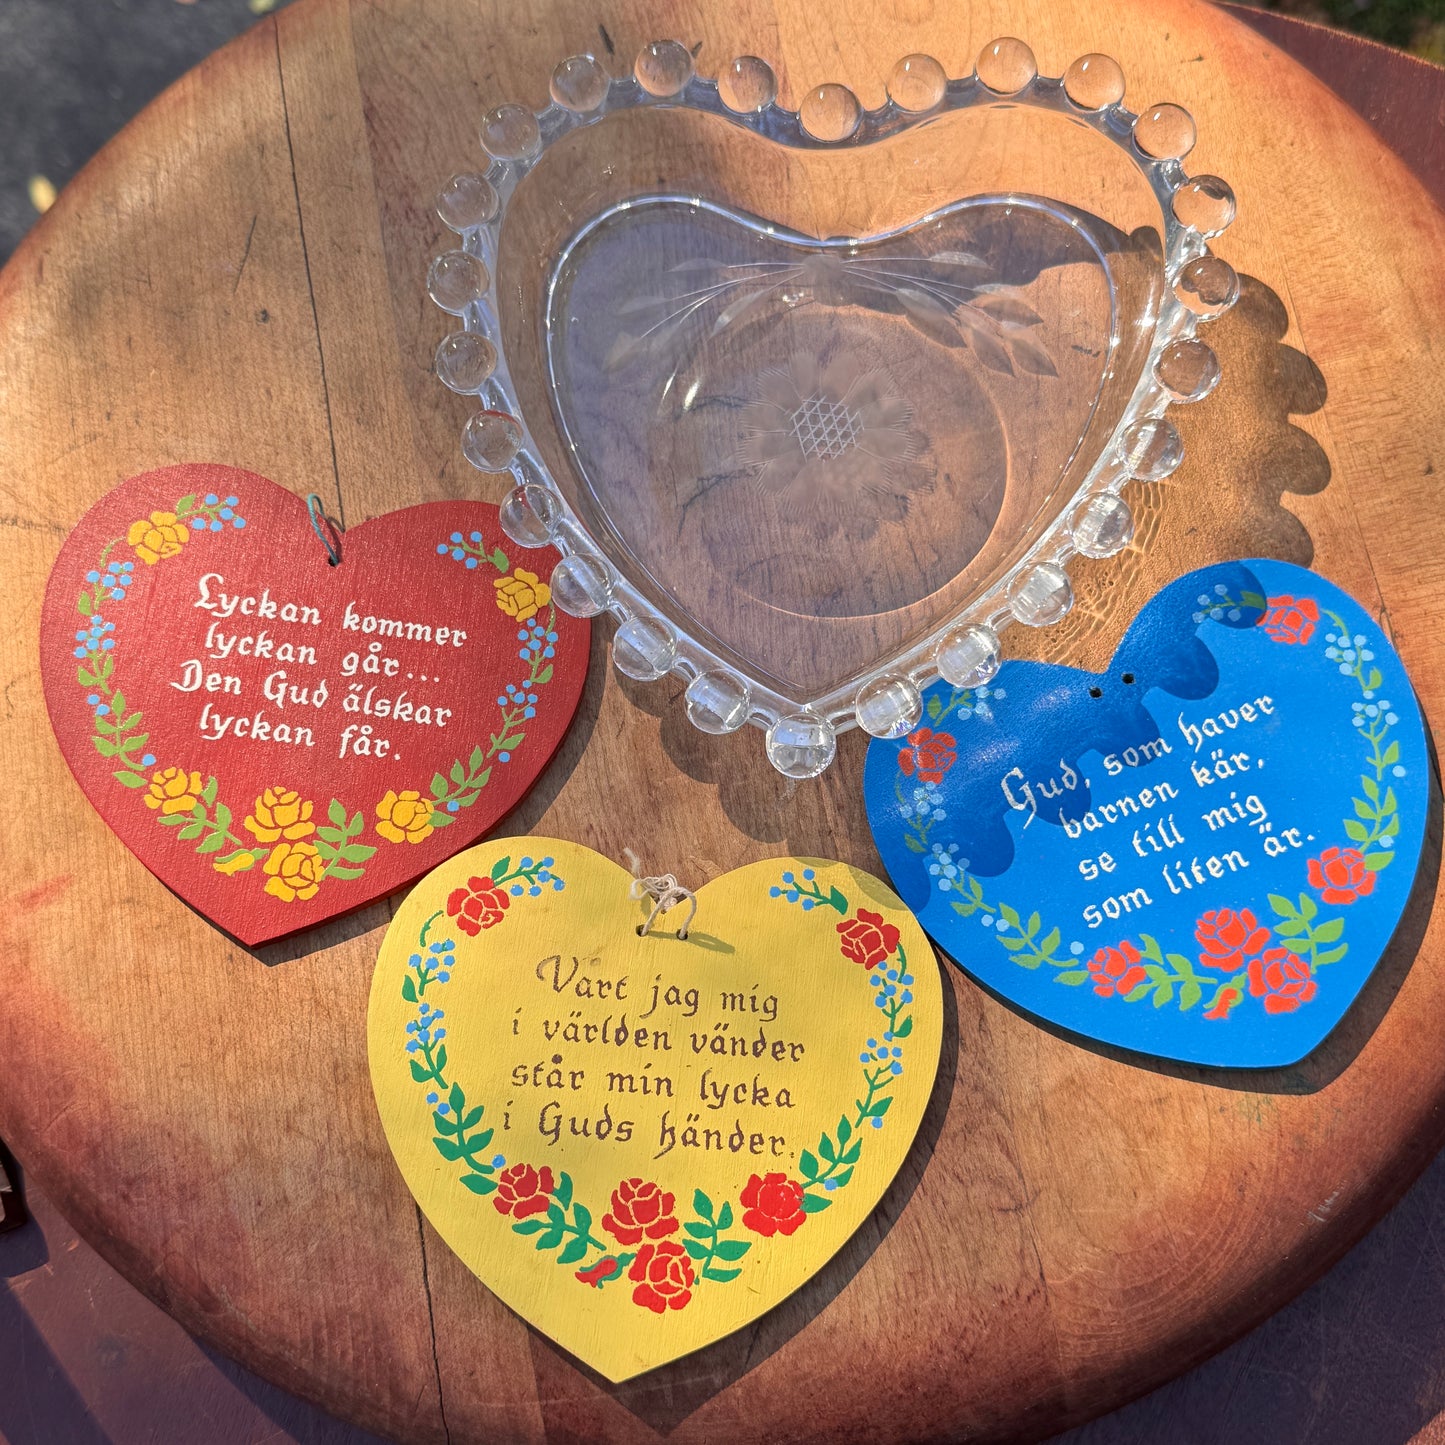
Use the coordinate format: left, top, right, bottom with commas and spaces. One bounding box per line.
40, 465, 590, 945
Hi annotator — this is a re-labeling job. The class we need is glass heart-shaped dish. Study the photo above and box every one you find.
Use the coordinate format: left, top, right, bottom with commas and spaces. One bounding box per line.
427, 39, 1239, 776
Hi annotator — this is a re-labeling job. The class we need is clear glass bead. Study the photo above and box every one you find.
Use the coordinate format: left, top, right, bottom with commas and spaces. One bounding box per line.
480, 103, 542, 162
855, 674, 923, 738
976, 38, 1036, 95
936, 623, 1000, 688
1008, 563, 1073, 627
719, 55, 776, 112
499, 484, 559, 546
436, 173, 499, 231
765, 712, 837, 779
634, 40, 693, 97
462, 410, 522, 470
1069, 493, 1135, 558
1155, 338, 1220, 402
434, 331, 497, 393
685, 670, 752, 734
550, 553, 613, 615
888, 54, 947, 113
1174, 255, 1240, 318
613, 617, 676, 680
550, 54, 609, 112
1062, 54, 1124, 110
1133, 103, 1196, 160
799, 84, 862, 142
427, 251, 489, 314
1119, 417, 1184, 480
1172, 175, 1236, 236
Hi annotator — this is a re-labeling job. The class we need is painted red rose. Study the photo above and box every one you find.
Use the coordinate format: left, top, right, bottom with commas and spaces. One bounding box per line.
602, 1177, 678, 1245
1086, 940, 1148, 998
1195, 907, 1270, 972
1260, 594, 1318, 645
575, 1255, 626, 1289
898, 728, 957, 785
446, 876, 510, 936
740, 1171, 808, 1238
628, 1241, 694, 1313
1307, 846, 1377, 906
1248, 945, 1319, 1014
491, 1162, 554, 1219
836, 908, 901, 969
1203, 982, 1245, 1020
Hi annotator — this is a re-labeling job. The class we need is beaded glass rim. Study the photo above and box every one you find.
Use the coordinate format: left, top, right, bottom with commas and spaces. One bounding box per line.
426, 38, 1239, 778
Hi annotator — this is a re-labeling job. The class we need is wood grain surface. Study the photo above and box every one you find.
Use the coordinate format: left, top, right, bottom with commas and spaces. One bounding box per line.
2, 2, 1445, 1442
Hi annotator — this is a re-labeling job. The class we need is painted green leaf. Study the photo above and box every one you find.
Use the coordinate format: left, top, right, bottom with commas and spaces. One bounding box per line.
113, 770, 147, 788
800, 1193, 831, 1214
534, 1228, 565, 1251
818, 1134, 836, 1163
892, 1016, 913, 1039
713, 1238, 751, 1261
798, 1151, 819, 1182
1053, 969, 1089, 985
683, 1238, 709, 1261
557, 1236, 590, 1266
716, 1201, 733, 1231
432, 1138, 463, 1160
553, 1173, 573, 1211
430, 772, 448, 799
702, 1266, 742, 1283
409, 1058, 429, 1082
490, 856, 512, 883
683, 1221, 713, 1240
77, 591, 93, 616
512, 1218, 546, 1236
460, 1175, 497, 1195
693, 1188, 714, 1219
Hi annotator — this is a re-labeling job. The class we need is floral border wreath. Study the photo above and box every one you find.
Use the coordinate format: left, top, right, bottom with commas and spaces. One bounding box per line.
70, 488, 561, 906
896, 588, 1406, 1021
398, 864, 914, 1315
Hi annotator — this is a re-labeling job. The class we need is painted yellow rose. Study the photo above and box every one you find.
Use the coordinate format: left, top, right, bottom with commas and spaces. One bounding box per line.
494, 569, 551, 623
263, 841, 325, 902
127, 511, 189, 565
143, 766, 203, 815
244, 786, 315, 842
375, 789, 435, 845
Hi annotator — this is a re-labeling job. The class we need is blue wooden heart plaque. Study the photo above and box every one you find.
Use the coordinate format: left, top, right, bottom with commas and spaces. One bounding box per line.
863, 559, 1429, 1068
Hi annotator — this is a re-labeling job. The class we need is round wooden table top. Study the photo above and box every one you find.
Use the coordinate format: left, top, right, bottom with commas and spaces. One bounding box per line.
3, 1, 1444, 1441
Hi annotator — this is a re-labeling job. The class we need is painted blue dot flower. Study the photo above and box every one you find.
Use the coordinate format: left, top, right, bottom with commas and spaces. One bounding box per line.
469, 531, 482, 543
451, 547, 465, 561
86, 570, 100, 583
492, 1155, 506, 1169
204, 493, 219, 506
95, 704, 110, 717
529, 885, 541, 897
191, 517, 208, 530
800, 898, 814, 911
499, 751, 511, 763
824, 1178, 838, 1191
232, 517, 246, 529
219, 508, 234, 520
552, 878, 564, 891
436, 543, 449, 556
405, 1040, 419, 1053
426, 1091, 438, 1104
141, 753, 155, 767
1070, 941, 1084, 956
465, 556, 478, 570
408, 952, 423, 970
870, 1117, 883, 1130
890, 1062, 903, 1076
86, 693, 99, 705
510, 883, 524, 896
450, 532, 463, 544
781, 871, 795, 884
447, 800, 460, 813
436, 1102, 451, 1116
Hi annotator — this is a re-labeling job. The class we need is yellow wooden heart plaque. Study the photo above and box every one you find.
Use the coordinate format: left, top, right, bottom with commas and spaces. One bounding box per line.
367, 839, 943, 1381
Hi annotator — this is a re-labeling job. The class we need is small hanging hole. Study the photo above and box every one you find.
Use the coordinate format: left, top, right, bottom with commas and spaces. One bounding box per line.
1121, 672, 1135, 685
676, 928, 689, 941
635, 923, 647, 936
1088, 686, 1103, 698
